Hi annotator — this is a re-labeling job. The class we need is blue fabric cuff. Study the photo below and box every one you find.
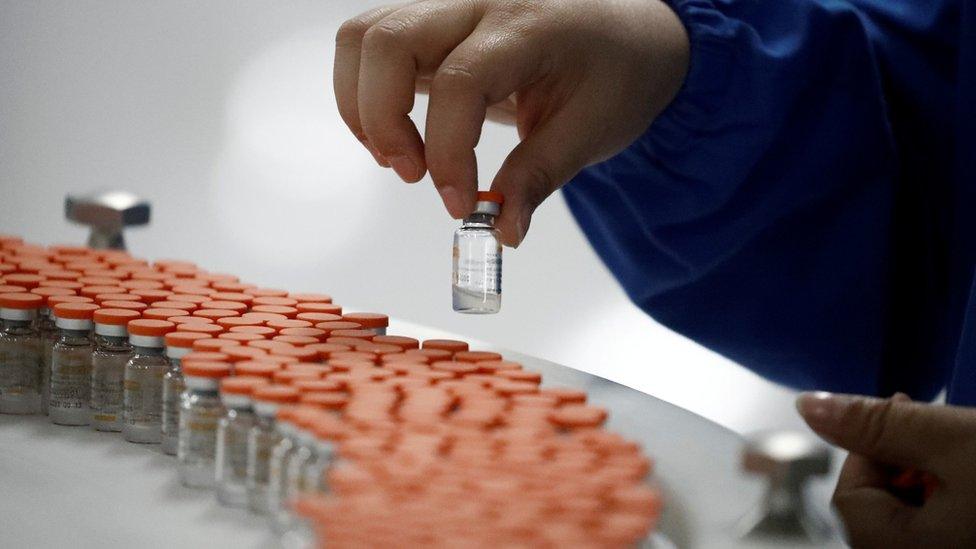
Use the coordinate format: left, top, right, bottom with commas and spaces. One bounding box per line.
642, 0, 736, 155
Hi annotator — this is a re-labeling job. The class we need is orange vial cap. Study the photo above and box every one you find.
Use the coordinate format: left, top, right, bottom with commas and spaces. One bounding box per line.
454, 351, 504, 363
234, 361, 280, 378
194, 309, 239, 320
128, 319, 176, 337
183, 361, 233, 378
477, 190, 505, 204
423, 339, 469, 353
252, 296, 298, 308
0, 292, 45, 310
142, 308, 190, 321
94, 308, 141, 326
53, 302, 99, 319
176, 322, 225, 335
289, 293, 332, 304
251, 304, 298, 318
341, 312, 388, 329
165, 331, 211, 349
221, 376, 270, 395
372, 335, 420, 350
100, 300, 148, 312
253, 385, 301, 404
5, 274, 45, 289
47, 295, 95, 308
295, 302, 342, 315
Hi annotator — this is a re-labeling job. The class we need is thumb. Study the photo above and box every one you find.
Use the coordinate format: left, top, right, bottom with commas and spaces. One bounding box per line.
796, 391, 974, 473
489, 105, 595, 247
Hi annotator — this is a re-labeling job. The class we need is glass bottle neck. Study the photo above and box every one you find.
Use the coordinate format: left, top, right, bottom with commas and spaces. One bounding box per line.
462, 213, 496, 227
133, 345, 165, 356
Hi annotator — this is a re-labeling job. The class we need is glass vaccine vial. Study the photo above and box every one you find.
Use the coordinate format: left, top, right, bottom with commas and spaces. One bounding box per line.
0, 293, 44, 414
216, 376, 269, 507
452, 191, 504, 314
31, 288, 77, 414
163, 332, 205, 455
177, 361, 231, 488
91, 308, 139, 431
123, 319, 175, 444
49, 302, 100, 425
247, 385, 301, 515
268, 407, 302, 528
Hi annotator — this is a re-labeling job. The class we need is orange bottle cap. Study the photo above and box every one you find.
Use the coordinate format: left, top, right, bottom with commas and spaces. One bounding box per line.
430, 361, 479, 376
99, 299, 147, 312
234, 361, 280, 378
404, 348, 453, 361
94, 293, 134, 303
314, 321, 362, 334
4, 274, 45, 289
548, 405, 608, 428
267, 318, 313, 330
251, 304, 298, 318
94, 308, 141, 326
150, 300, 198, 312
329, 351, 377, 364
200, 300, 249, 313
252, 296, 298, 307
165, 331, 211, 349
0, 285, 27, 294
249, 288, 289, 298
171, 284, 217, 296
305, 343, 352, 360
539, 387, 587, 405
53, 302, 100, 319
497, 370, 542, 384
422, 339, 470, 353
220, 332, 265, 343
477, 190, 505, 204
295, 302, 342, 315
380, 353, 429, 365
454, 351, 504, 363
279, 327, 326, 340
175, 322, 224, 335
274, 335, 319, 346
194, 308, 239, 320
30, 287, 77, 303
142, 308, 190, 321
80, 285, 126, 298
120, 279, 166, 291
223, 346, 269, 362
47, 295, 95, 307
128, 319, 176, 337
37, 280, 84, 290
77, 276, 121, 287
241, 311, 289, 324
289, 293, 332, 304
221, 376, 270, 395
167, 294, 211, 305
208, 292, 254, 305
249, 340, 294, 353
341, 312, 388, 328
182, 351, 232, 364
128, 288, 173, 303
295, 312, 342, 323
372, 335, 420, 350
192, 338, 241, 352
0, 292, 45, 309
269, 346, 319, 361
229, 325, 277, 336
37, 269, 82, 281
301, 392, 349, 410
253, 385, 301, 403
183, 361, 232, 378
210, 281, 254, 292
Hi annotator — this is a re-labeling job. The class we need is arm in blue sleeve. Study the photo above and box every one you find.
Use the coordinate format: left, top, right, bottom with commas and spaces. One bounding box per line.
563, 0, 960, 397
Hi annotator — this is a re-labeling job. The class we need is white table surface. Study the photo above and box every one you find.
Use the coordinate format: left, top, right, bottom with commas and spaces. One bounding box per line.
0, 319, 845, 548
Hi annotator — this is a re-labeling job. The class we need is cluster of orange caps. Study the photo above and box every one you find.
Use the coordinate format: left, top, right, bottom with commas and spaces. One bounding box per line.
0, 235, 662, 547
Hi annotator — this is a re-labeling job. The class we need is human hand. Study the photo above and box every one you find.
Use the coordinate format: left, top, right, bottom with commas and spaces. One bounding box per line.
334, 0, 689, 246
796, 391, 976, 548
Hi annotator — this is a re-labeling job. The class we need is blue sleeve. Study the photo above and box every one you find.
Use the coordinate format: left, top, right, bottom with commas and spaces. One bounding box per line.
563, 0, 961, 398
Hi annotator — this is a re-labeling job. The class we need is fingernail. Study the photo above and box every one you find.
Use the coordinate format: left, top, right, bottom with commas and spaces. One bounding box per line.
389, 155, 420, 182
795, 391, 848, 423
892, 392, 911, 403
438, 186, 463, 218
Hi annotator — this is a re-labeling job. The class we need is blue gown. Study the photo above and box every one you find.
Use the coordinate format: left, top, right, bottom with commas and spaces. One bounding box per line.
563, 0, 976, 404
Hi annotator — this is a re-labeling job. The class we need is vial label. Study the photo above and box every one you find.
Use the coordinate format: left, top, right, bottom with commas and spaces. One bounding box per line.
50, 348, 92, 410
181, 407, 224, 459
453, 245, 502, 294
91, 355, 127, 424
162, 376, 185, 439
225, 427, 250, 479
123, 370, 164, 426
0, 344, 41, 397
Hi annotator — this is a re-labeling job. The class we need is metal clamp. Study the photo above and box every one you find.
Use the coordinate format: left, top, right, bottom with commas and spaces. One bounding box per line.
65, 190, 150, 250
738, 430, 833, 543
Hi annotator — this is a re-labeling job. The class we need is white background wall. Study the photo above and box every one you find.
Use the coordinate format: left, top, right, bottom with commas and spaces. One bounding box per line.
0, 0, 804, 434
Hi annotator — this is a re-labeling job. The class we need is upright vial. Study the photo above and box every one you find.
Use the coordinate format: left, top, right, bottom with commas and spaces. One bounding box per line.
177, 361, 231, 488
32, 288, 76, 413
270, 407, 316, 534
49, 302, 100, 425
247, 385, 300, 515
216, 376, 269, 507
452, 191, 504, 314
123, 319, 175, 444
0, 293, 44, 414
341, 313, 388, 336
162, 332, 207, 455
90, 308, 139, 431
